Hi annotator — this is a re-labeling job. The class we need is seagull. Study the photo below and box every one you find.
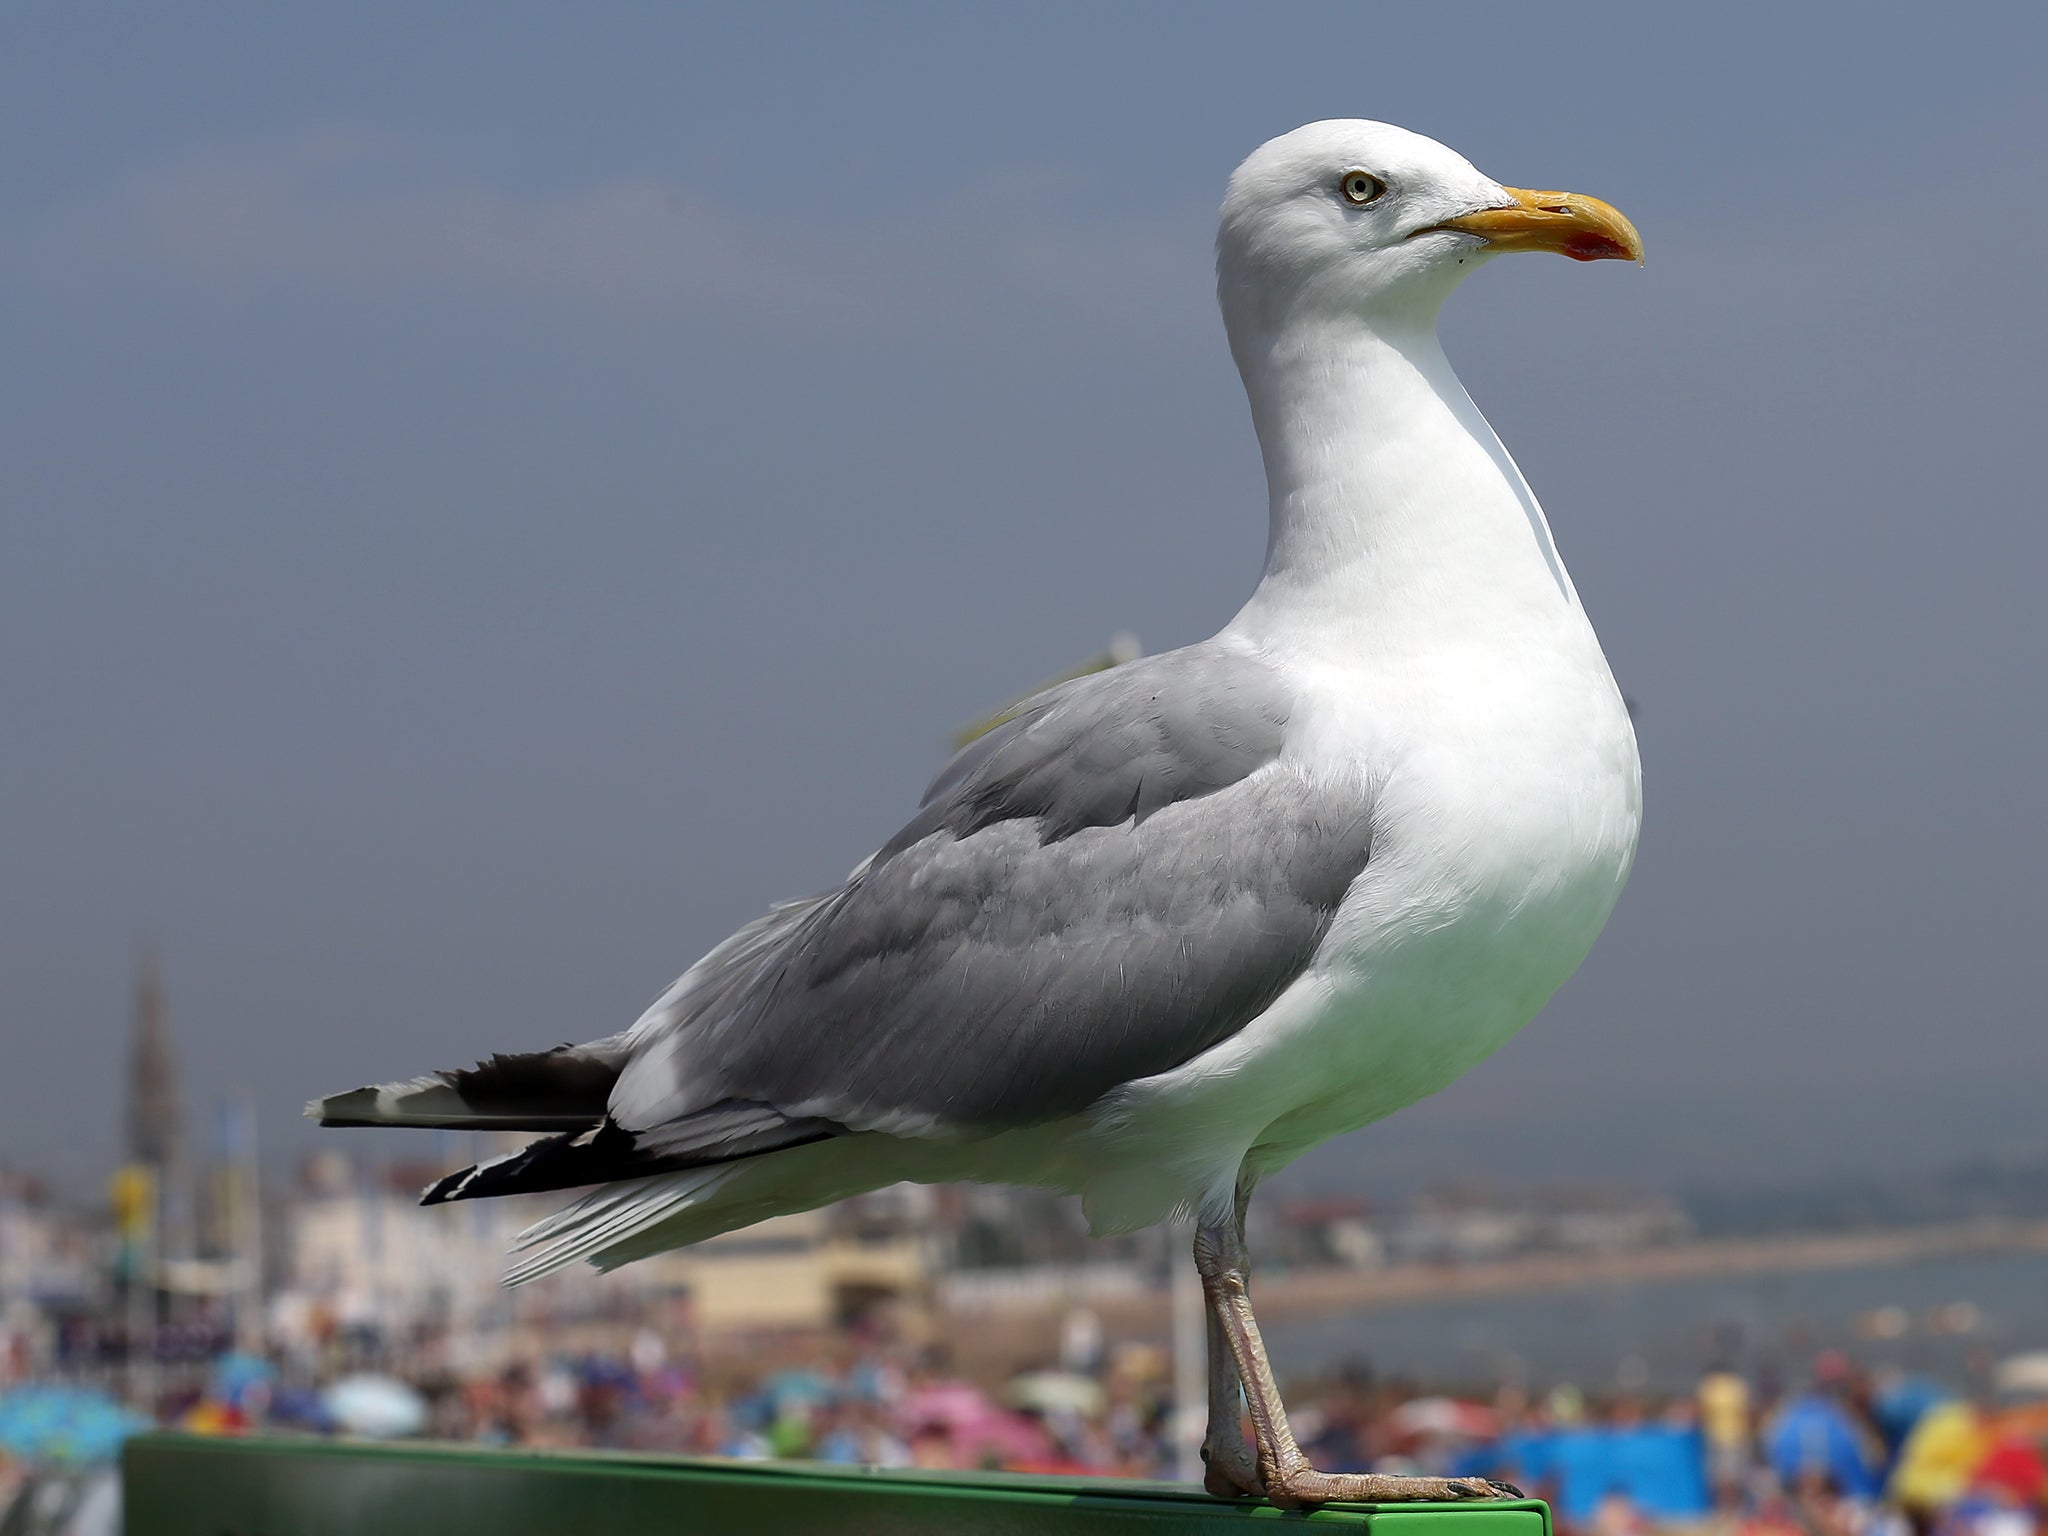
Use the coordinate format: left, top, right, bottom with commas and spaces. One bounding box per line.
313, 120, 1644, 1506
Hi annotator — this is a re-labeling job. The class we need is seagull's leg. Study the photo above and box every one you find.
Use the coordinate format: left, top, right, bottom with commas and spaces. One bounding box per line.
1199, 1290, 1262, 1496
1191, 1214, 1523, 1508
1198, 1177, 1262, 1497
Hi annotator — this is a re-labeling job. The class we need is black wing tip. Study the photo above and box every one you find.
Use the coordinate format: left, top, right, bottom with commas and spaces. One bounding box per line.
413, 1106, 840, 1208
419, 1166, 478, 1206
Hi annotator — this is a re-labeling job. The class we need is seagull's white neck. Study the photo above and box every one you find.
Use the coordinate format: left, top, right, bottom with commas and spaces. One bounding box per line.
1225, 307, 1582, 660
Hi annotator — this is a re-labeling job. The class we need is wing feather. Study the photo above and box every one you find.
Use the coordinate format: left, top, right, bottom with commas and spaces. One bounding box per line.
610, 642, 1370, 1139
411, 640, 1376, 1206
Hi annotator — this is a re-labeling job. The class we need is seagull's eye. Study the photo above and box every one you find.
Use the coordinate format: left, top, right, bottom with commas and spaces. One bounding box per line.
1340, 170, 1387, 207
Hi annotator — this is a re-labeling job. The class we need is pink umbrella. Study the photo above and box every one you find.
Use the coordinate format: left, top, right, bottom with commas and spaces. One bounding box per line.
898, 1381, 1053, 1466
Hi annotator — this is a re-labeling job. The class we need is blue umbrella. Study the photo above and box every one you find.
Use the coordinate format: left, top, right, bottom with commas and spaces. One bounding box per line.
265, 1385, 334, 1432
1766, 1394, 1884, 1499
207, 1352, 276, 1411
764, 1370, 836, 1413
0, 1386, 150, 1464
1873, 1376, 1953, 1454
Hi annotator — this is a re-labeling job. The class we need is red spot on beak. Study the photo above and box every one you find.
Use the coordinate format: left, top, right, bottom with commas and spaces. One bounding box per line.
1562, 232, 1631, 263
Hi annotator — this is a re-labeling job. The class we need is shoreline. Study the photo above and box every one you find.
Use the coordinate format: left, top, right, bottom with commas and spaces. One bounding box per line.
933, 1218, 2048, 1374
1248, 1216, 2048, 1319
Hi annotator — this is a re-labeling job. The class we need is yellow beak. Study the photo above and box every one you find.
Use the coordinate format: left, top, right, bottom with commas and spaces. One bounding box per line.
1429, 186, 1644, 264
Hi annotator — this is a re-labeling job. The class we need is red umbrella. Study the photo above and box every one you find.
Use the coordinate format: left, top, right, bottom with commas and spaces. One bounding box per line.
1975, 1436, 2048, 1504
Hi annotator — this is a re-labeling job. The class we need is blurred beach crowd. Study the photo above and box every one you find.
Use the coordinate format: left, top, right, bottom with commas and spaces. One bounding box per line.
12, 1317, 2048, 1536
11, 1146, 2048, 1534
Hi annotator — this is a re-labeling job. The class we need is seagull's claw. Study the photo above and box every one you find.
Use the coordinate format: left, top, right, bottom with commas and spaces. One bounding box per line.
1256, 1469, 1526, 1508
1431, 1476, 1525, 1502
1200, 1443, 1265, 1499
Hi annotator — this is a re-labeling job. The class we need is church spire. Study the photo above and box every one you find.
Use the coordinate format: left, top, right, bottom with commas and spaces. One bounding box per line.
128, 949, 182, 1171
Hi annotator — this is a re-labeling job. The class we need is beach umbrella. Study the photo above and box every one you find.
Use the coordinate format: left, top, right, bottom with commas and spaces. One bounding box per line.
206, 1353, 276, 1412
1007, 1371, 1106, 1418
0, 1386, 149, 1464
264, 1385, 334, 1432
1994, 1353, 2048, 1398
1765, 1394, 1883, 1499
764, 1369, 836, 1412
900, 1380, 1051, 1465
1891, 1401, 1991, 1512
319, 1374, 426, 1439
899, 1381, 993, 1427
1873, 1375, 1953, 1451
1976, 1436, 2048, 1503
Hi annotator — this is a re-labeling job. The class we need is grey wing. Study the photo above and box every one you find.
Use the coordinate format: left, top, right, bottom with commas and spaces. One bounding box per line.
609, 641, 1373, 1140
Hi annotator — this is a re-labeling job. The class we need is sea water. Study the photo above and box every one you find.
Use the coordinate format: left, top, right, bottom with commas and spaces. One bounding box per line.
1261, 1248, 2048, 1393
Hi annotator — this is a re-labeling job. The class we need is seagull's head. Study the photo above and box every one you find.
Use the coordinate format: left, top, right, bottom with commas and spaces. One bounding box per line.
1217, 120, 1641, 337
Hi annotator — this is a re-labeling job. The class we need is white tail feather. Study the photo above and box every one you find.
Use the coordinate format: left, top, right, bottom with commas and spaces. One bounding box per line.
501, 1135, 939, 1285
504, 1166, 739, 1285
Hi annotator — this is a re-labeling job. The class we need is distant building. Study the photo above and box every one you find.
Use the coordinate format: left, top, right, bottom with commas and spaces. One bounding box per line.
0, 1171, 100, 1382
639, 1190, 936, 1333
1271, 1197, 1388, 1270
1387, 1183, 1693, 1264
285, 1150, 536, 1344
279, 1152, 939, 1348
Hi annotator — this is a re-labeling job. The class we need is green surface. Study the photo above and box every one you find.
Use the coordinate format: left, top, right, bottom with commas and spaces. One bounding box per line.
123, 1433, 1552, 1536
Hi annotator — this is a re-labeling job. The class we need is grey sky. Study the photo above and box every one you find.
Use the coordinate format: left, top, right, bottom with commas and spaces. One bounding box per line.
3, 3, 2043, 1197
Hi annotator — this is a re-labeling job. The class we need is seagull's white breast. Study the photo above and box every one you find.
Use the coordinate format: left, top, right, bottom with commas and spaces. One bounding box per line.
1070, 619, 1640, 1234
1280, 633, 1641, 1134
